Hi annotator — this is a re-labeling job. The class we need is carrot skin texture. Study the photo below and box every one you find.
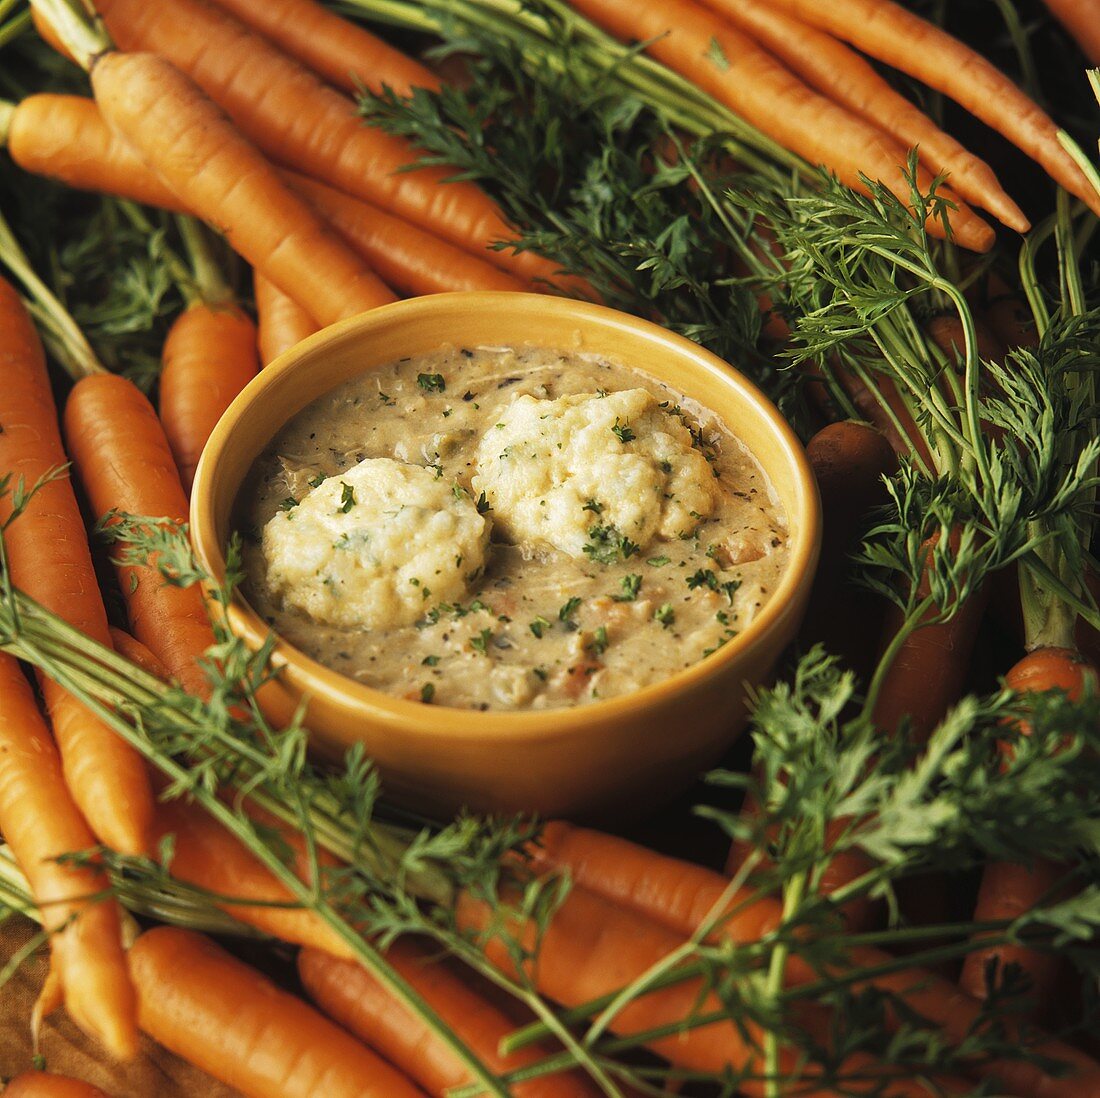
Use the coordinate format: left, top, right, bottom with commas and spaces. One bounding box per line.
6, 95, 527, 299
159, 303, 259, 492
107, 627, 171, 682
128, 927, 424, 1098
209, 0, 440, 96
695, 0, 1027, 231
284, 172, 527, 295
1043, 0, 1100, 64
0, 655, 138, 1061
90, 52, 396, 326
3, 1072, 111, 1098
92, 0, 564, 288
0, 278, 153, 856
532, 821, 1100, 1098
63, 374, 215, 698
566, 0, 994, 252
254, 273, 318, 365
150, 797, 355, 959
299, 942, 602, 1098
766, 0, 1100, 217
960, 648, 1098, 1013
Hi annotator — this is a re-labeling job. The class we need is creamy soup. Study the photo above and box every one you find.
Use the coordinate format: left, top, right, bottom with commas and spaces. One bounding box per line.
237, 343, 789, 711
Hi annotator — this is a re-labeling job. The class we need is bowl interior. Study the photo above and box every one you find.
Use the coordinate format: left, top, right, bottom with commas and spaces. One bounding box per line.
192, 293, 819, 734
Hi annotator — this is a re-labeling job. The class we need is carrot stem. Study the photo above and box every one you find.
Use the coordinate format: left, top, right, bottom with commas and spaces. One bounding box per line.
28, 0, 108, 68
174, 215, 233, 307
0, 8, 30, 48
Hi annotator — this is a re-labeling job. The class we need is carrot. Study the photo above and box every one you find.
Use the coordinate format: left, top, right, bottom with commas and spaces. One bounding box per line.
285, 172, 528, 295
459, 883, 962, 1097
766, 0, 1100, 217
0, 655, 137, 1061
159, 302, 259, 492
127, 927, 424, 1098
254, 273, 318, 366
87, 52, 395, 327
62, 373, 215, 698
107, 627, 171, 681
209, 0, 440, 97
0, 277, 153, 856
959, 647, 1098, 1014
89, 0, 568, 288
149, 796, 354, 960
2, 95, 527, 298
1043, 0, 1100, 65
695, 0, 1027, 231
566, 0, 995, 252
872, 532, 989, 744
3, 1073, 110, 1098
530, 821, 1100, 1098
299, 941, 603, 1098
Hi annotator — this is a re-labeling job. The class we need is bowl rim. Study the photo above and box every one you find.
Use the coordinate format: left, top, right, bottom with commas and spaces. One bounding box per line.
191, 291, 820, 737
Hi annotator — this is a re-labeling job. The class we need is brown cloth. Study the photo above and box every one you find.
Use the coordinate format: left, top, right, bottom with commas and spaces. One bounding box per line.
0, 917, 239, 1097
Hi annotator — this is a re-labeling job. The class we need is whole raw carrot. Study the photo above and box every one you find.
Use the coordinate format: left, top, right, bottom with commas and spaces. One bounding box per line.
3, 1073, 110, 1098
959, 647, 1097, 1014
696, 0, 1027, 231
159, 302, 259, 492
0, 655, 137, 1061
254, 273, 317, 366
0, 277, 152, 856
285, 172, 527, 295
766, 0, 1100, 216
1043, 0, 1100, 64
567, 0, 995, 251
62, 373, 214, 698
128, 927, 424, 1098
91, 0, 567, 288
210, 0, 440, 97
531, 821, 1100, 1098
151, 796, 354, 960
89, 51, 396, 326
299, 941, 603, 1097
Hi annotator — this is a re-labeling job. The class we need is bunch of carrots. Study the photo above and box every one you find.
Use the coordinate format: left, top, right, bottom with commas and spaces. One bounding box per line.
0, 0, 1098, 1094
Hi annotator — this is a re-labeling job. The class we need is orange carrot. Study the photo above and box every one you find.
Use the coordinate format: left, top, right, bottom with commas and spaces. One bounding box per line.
254, 273, 318, 366
150, 796, 354, 960
0, 655, 137, 1061
766, 0, 1100, 216
566, 0, 995, 251
1045, 0, 1100, 63
530, 821, 1100, 1098
88, 51, 396, 327
696, 0, 1027, 231
299, 941, 603, 1098
91, 0, 566, 288
0, 277, 152, 856
284, 172, 527, 295
107, 627, 171, 681
3, 1073, 110, 1098
3, 95, 528, 298
128, 927, 424, 1098
209, 0, 440, 97
959, 647, 1098, 1014
159, 302, 259, 492
62, 373, 215, 698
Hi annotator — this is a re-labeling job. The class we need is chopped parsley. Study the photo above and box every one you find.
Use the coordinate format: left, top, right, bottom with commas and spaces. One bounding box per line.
377, 391, 396, 406
417, 372, 446, 392
475, 491, 492, 514
611, 418, 636, 444
421, 655, 440, 666
582, 498, 604, 514
586, 625, 609, 656
655, 603, 675, 628
583, 524, 640, 564
420, 683, 436, 703
686, 568, 718, 591
612, 574, 642, 602
647, 555, 671, 567
337, 482, 356, 513
470, 628, 493, 655
529, 616, 552, 638
307, 473, 326, 488
279, 497, 299, 512
558, 596, 582, 626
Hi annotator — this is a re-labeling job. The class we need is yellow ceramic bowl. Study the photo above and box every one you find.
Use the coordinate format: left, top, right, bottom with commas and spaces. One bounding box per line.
191, 293, 819, 820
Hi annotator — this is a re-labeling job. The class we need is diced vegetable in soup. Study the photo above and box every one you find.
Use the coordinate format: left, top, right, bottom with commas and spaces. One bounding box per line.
238, 344, 789, 710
